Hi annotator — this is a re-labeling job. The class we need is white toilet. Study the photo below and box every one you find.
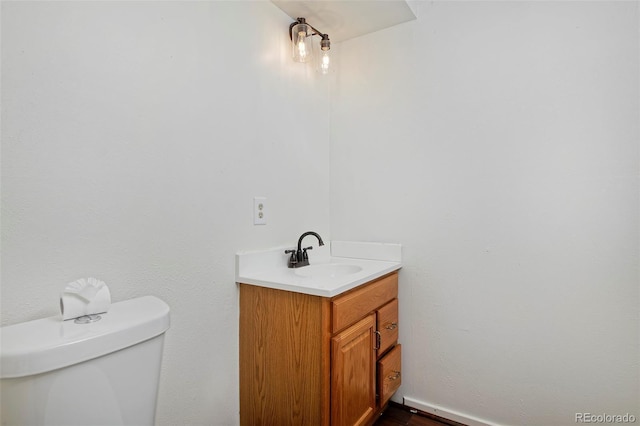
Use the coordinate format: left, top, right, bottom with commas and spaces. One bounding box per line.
0, 295, 170, 426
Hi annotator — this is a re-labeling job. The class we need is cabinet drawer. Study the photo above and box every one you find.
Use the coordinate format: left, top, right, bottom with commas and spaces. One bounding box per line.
376, 299, 398, 356
332, 273, 398, 333
377, 344, 401, 407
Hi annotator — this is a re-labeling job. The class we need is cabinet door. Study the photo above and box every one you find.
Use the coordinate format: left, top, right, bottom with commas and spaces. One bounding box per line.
331, 314, 376, 426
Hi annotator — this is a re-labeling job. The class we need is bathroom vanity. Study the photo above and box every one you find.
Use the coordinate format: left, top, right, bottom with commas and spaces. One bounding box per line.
237, 241, 402, 426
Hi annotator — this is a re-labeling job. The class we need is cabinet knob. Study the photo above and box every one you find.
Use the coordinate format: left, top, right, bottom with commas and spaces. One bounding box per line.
388, 371, 401, 381
385, 322, 398, 330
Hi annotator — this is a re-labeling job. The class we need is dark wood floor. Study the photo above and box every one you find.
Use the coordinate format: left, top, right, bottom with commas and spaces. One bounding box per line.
374, 403, 464, 426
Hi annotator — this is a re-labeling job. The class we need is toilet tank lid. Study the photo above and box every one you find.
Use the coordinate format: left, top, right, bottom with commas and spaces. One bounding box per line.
0, 295, 170, 378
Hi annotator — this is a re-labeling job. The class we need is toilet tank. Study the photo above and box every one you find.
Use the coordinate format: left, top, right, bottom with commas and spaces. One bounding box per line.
0, 296, 170, 426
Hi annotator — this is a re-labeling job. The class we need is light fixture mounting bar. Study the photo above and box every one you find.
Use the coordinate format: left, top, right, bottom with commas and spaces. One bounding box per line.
288, 17, 330, 50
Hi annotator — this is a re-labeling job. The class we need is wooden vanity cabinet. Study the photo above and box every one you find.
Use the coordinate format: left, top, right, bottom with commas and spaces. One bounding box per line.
239, 271, 401, 426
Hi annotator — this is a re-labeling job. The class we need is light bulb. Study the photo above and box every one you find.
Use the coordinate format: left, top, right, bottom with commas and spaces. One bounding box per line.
319, 51, 330, 74
297, 35, 309, 61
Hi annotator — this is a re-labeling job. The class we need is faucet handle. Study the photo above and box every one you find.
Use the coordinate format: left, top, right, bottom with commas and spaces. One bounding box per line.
285, 249, 297, 267
302, 246, 313, 260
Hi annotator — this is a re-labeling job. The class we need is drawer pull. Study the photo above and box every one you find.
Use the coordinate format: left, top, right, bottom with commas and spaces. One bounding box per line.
385, 322, 398, 330
388, 371, 401, 381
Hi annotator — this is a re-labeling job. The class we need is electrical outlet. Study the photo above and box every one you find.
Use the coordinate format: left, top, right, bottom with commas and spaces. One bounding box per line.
254, 197, 267, 225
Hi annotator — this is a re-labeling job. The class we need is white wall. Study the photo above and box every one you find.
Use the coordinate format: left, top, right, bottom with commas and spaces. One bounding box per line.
330, 1, 639, 425
1, 2, 329, 425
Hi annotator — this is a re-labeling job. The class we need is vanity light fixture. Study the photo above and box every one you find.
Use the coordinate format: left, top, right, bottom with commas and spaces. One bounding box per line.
289, 17, 331, 75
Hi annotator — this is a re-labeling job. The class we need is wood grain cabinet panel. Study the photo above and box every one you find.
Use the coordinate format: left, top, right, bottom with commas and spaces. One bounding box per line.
332, 273, 398, 334
239, 271, 401, 426
239, 284, 330, 426
331, 314, 377, 426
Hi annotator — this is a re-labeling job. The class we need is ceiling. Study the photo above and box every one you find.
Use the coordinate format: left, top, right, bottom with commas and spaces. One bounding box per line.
271, 1, 417, 43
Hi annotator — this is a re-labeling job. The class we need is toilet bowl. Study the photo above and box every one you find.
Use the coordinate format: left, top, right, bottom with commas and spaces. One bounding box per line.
0, 295, 170, 426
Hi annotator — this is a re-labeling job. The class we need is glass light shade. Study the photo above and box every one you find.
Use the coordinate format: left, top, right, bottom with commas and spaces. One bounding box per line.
317, 34, 331, 75
291, 23, 312, 63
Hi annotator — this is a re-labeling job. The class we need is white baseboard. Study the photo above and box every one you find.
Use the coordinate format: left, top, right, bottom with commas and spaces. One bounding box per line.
402, 396, 500, 426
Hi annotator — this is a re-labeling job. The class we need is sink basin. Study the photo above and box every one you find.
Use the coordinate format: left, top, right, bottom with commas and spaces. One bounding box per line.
294, 263, 363, 278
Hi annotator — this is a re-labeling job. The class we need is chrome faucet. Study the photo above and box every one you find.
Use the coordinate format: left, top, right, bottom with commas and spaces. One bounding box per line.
285, 231, 325, 268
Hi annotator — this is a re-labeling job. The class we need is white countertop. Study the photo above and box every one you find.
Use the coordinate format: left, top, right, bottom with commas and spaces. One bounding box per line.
236, 241, 402, 297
